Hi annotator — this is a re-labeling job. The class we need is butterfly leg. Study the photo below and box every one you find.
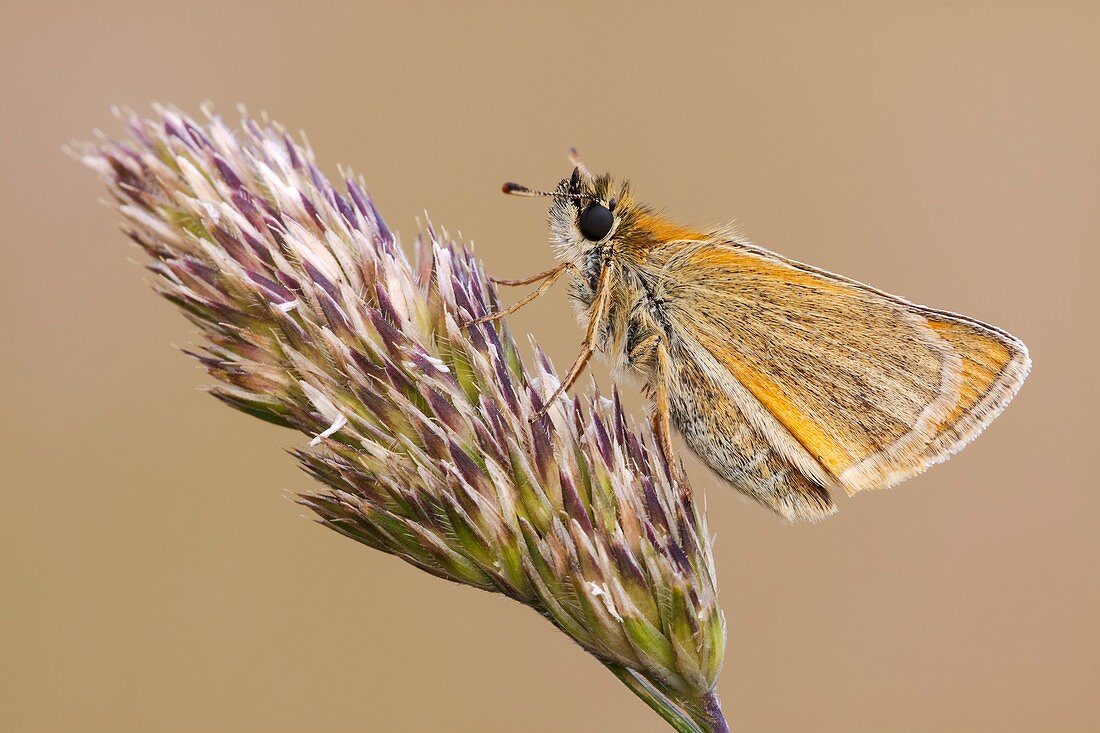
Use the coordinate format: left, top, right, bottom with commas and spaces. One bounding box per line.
491, 265, 567, 287
534, 261, 613, 416
652, 344, 688, 493
652, 371, 676, 470
539, 344, 595, 412
470, 262, 572, 325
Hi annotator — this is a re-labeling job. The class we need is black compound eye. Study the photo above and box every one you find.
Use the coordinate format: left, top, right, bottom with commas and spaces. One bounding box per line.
578, 203, 614, 242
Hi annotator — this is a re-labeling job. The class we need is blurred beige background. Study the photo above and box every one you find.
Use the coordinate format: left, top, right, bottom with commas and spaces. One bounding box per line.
2, 1, 1098, 731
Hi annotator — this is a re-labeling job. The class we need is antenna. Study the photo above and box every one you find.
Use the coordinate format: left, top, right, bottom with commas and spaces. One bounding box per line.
568, 148, 593, 179
501, 182, 586, 199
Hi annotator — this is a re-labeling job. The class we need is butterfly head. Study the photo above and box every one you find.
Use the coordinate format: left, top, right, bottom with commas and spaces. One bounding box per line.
503, 150, 701, 263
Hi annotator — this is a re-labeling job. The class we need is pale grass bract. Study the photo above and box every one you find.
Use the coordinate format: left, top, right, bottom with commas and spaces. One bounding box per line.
77, 106, 729, 733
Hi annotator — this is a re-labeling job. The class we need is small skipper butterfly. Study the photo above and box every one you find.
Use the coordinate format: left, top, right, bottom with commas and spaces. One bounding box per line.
474, 151, 1031, 522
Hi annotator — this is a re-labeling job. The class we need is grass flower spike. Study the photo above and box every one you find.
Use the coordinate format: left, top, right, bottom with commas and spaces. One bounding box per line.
78, 106, 728, 733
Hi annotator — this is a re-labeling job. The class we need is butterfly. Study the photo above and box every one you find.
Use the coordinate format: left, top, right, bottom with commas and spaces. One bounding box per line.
474, 150, 1031, 521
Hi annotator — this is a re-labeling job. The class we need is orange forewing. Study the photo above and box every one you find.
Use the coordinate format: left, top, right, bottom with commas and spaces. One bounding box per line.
661, 239, 1028, 493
